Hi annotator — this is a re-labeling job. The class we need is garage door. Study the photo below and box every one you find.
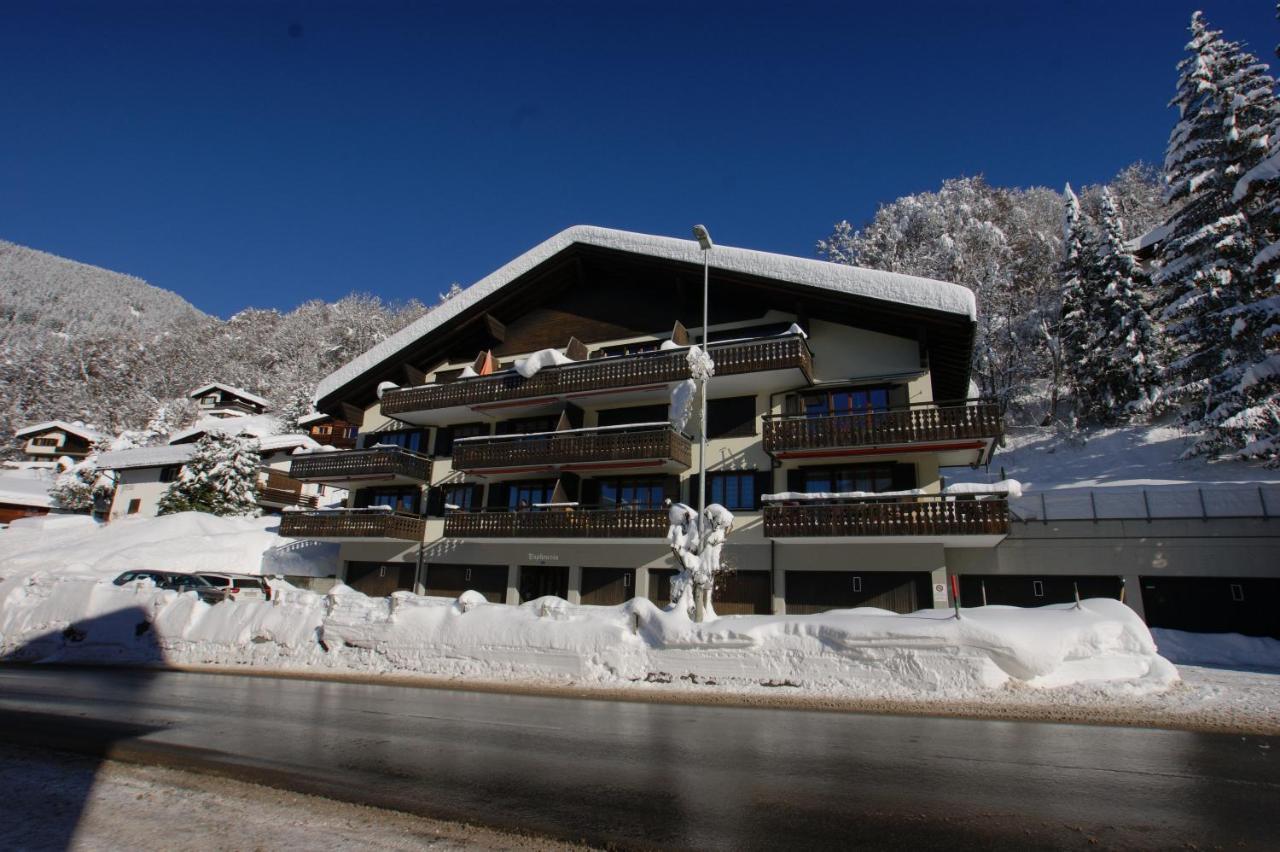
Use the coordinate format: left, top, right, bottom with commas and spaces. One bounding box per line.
580, 568, 636, 606
345, 562, 416, 597
646, 569, 772, 614
1141, 576, 1280, 638
424, 564, 508, 603
959, 574, 1122, 608
786, 571, 930, 615
519, 564, 569, 603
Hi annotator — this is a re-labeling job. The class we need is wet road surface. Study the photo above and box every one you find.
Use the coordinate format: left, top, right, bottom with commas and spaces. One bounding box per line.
0, 666, 1276, 850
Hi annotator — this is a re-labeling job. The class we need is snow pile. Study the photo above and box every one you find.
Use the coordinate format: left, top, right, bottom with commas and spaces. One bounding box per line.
1152, 628, 1280, 671
514, 348, 574, 378
0, 512, 333, 581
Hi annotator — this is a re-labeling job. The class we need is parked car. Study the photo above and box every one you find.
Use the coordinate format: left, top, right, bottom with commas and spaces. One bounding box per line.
113, 570, 185, 587
160, 574, 231, 604
196, 573, 272, 601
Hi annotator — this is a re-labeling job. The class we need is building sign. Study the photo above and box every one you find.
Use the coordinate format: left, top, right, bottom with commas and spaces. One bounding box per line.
933, 582, 948, 603
527, 552, 559, 562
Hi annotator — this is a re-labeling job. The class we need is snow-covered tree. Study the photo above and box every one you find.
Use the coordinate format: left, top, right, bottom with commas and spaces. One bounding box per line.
665, 501, 735, 621
1156, 13, 1278, 436
157, 433, 262, 516
1057, 184, 1100, 420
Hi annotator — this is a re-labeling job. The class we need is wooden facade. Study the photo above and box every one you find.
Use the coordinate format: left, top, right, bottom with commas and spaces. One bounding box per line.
762, 401, 1003, 456
452, 425, 692, 472
279, 509, 426, 541
289, 446, 432, 484
257, 468, 318, 509
763, 496, 1010, 538
382, 335, 812, 416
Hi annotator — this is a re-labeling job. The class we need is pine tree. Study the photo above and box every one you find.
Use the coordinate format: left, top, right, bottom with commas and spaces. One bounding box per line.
1156, 13, 1277, 443
1058, 184, 1104, 421
157, 433, 261, 516
1092, 189, 1164, 421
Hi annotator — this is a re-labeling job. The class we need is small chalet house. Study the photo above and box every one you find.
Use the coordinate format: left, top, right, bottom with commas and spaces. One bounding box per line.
283, 226, 1007, 608
190, 383, 270, 419
298, 412, 358, 449
15, 421, 106, 463
98, 389, 339, 520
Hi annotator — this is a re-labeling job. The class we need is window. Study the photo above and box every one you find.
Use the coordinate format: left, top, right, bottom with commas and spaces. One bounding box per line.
592, 340, 661, 358
127, 499, 142, 515
803, 386, 892, 417
360, 487, 420, 514
596, 477, 665, 510
364, 428, 428, 453
497, 415, 559, 436
160, 466, 181, 483
1032, 580, 1045, 598
706, 396, 757, 439
1230, 583, 1245, 602
507, 481, 556, 510
32, 436, 61, 447
434, 422, 488, 457
596, 404, 669, 428
443, 483, 482, 511
801, 464, 895, 494
708, 471, 758, 510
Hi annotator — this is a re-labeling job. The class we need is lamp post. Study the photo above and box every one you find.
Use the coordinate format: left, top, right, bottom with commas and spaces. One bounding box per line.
692, 224, 713, 621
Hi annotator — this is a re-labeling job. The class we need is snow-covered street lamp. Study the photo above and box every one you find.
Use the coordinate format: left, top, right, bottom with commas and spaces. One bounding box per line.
692, 224, 713, 621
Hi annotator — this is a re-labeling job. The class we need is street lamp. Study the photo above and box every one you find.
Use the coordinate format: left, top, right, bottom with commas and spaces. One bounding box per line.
692, 224, 712, 621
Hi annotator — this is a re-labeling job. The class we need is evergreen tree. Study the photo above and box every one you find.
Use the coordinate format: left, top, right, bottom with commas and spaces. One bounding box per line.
1058, 184, 1103, 421
1092, 189, 1164, 421
1156, 13, 1277, 439
157, 433, 261, 517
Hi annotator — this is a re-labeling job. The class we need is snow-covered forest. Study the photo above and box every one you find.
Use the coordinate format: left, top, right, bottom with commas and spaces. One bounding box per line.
821, 11, 1280, 466
0, 239, 439, 453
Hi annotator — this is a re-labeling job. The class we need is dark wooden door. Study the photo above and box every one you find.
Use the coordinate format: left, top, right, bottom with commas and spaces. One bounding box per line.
785, 571, 930, 615
424, 564, 508, 603
713, 570, 773, 615
1141, 576, 1280, 638
580, 568, 636, 606
345, 562, 416, 597
519, 565, 569, 603
647, 569, 678, 607
959, 574, 1122, 608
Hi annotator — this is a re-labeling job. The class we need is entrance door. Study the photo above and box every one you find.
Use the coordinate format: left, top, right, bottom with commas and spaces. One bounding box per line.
519, 564, 569, 603
959, 574, 1122, 608
580, 568, 636, 606
424, 564, 508, 603
647, 569, 678, 608
345, 562, 416, 597
785, 571, 930, 614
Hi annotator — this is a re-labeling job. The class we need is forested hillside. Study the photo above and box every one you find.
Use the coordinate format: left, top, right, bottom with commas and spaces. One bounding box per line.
0, 240, 433, 451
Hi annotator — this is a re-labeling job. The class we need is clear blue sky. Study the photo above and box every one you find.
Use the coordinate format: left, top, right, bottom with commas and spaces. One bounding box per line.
2, 1, 1276, 318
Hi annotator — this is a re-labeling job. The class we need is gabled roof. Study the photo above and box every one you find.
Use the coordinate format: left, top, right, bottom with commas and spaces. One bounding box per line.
315, 225, 978, 404
189, 382, 270, 409
169, 413, 285, 445
97, 444, 196, 471
14, 420, 106, 443
296, 411, 333, 426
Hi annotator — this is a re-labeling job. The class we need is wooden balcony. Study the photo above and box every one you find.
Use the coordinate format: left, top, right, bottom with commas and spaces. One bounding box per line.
452, 424, 692, 474
763, 494, 1009, 542
289, 446, 432, 488
444, 507, 667, 539
763, 400, 1003, 464
257, 469, 317, 509
278, 509, 426, 541
382, 334, 813, 417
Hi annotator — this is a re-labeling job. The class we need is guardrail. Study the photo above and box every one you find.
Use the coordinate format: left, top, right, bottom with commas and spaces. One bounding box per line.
279, 509, 426, 541
444, 507, 667, 538
289, 446, 432, 483
763, 494, 1010, 537
1009, 485, 1280, 521
452, 424, 692, 471
763, 400, 1002, 455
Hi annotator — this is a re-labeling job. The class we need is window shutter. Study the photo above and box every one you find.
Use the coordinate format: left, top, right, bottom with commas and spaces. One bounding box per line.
662, 475, 681, 504
352, 488, 371, 509
754, 471, 773, 509
783, 394, 801, 416
580, 478, 600, 507
892, 462, 917, 491
425, 486, 444, 517
786, 468, 804, 494
684, 473, 699, 506
434, 426, 454, 457
486, 482, 507, 509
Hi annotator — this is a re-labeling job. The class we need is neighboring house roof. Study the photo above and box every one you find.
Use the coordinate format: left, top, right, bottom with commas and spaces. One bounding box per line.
189, 382, 271, 409
169, 413, 287, 445
258, 433, 321, 453
97, 445, 196, 471
14, 420, 106, 443
314, 225, 978, 404
1128, 222, 1172, 255
296, 411, 333, 426
0, 469, 54, 508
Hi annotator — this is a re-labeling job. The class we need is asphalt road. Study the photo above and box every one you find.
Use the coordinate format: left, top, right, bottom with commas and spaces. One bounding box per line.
0, 667, 1277, 851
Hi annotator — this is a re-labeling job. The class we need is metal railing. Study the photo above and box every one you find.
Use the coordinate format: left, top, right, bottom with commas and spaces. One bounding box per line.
278, 508, 426, 541
763, 494, 1010, 537
289, 445, 432, 483
452, 424, 692, 471
381, 334, 813, 415
762, 399, 1002, 455
1009, 485, 1280, 522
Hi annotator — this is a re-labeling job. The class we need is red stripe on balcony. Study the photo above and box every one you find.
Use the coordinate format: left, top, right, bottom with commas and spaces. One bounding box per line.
773, 440, 987, 460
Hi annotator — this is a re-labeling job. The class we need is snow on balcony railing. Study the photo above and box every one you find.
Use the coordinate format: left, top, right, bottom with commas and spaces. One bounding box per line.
1009, 484, 1280, 522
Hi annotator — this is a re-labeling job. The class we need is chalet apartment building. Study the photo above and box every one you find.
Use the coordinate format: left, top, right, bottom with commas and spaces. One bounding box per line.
14, 421, 106, 463
282, 226, 1012, 614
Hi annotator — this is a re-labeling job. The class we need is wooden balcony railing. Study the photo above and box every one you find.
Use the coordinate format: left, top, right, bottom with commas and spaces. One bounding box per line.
763, 495, 1010, 538
278, 509, 426, 541
289, 446, 432, 483
452, 424, 692, 472
382, 334, 813, 416
444, 507, 668, 539
762, 400, 1003, 456
257, 469, 317, 508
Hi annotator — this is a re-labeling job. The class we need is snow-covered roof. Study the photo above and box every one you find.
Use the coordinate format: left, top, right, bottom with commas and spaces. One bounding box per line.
14, 420, 106, 443
97, 444, 196, 471
0, 467, 55, 508
316, 225, 977, 402
296, 411, 333, 426
258, 433, 321, 453
169, 413, 288, 445
189, 382, 270, 408
1129, 222, 1172, 254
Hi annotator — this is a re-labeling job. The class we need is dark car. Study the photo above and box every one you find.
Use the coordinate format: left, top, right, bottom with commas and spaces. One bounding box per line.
113, 570, 185, 587
160, 574, 231, 604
